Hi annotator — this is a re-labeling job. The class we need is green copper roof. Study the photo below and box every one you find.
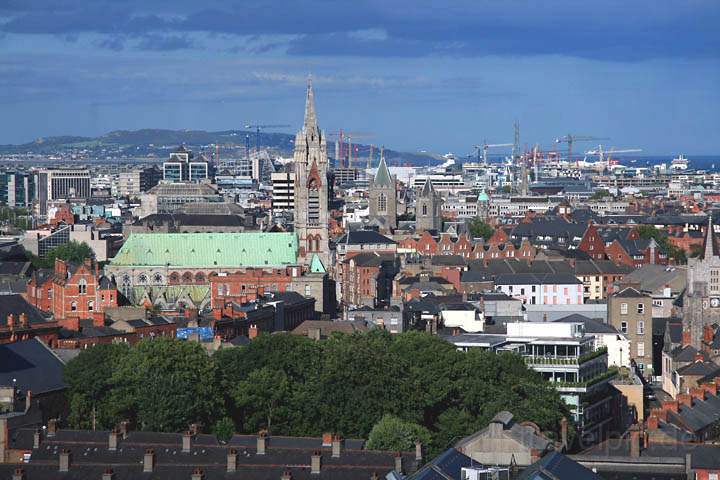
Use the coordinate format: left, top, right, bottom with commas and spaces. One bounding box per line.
111, 232, 298, 268
310, 254, 326, 273
373, 155, 393, 187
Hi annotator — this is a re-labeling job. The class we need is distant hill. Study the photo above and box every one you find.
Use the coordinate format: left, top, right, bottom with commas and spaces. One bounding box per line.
0, 129, 436, 166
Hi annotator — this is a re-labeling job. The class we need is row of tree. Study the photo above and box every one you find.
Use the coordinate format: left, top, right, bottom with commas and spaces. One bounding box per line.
64, 331, 573, 456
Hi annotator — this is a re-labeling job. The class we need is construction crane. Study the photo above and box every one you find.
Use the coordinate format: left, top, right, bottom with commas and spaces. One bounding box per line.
584, 145, 642, 165
327, 131, 374, 168
366, 144, 375, 170
555, 134, 609, 166
244, 124, 290, 154
473, 142, 513, 164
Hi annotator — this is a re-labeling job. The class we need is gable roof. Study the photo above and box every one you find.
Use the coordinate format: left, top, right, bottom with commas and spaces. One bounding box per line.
336, 230, 396, 245
0, 338, 67, 395
518, 451, 603, 480
0, 294, 51, 325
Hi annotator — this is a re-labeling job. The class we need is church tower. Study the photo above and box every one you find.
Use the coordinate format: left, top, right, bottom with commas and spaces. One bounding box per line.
684, 216, 720, 347
294, 78, 330, 268
368, 148, 397, 231
416, 178, 442, 232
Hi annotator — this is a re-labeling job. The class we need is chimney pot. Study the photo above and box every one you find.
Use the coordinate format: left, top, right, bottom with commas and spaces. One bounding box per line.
629, 429, 640, 458
370, 473, 380, 480
59, 448, 72, 472
678, 393, 693, 408
102, 468, 115, 480
227, 448, 238, 473
143, 448, 155, 473
119, 420, 129, 439
191, 468, 204, 480
47, 418, 58, 436
394, 452, 403, 474
108, 429, 118, 451
249, 324, 258, 339
701, 382, 718, 397
257, 430, 267, 455
647, 415, 659, 430
182, 431, 192, 453
281, 469, 293, 480
311, 451, 322, 474
331, 435, 342, 458
12, 468, 26, 480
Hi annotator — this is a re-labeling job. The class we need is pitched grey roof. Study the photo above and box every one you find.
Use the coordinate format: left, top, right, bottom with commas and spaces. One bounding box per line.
336, 230, 396, 245
518, 451, 603, 480
495, 273, 582, 285
0, 338, 67, 395
554, 314, 618, 334
372, 154, 393, 188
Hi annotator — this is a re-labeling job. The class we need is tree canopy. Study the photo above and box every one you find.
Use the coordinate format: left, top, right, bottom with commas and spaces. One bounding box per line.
467, 218, 494, 241
64, 331, 573, 457
30, 240, 94, 269
635, 225, 687, 264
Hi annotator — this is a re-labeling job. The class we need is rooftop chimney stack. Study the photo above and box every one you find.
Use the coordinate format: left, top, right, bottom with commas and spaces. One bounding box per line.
102, 468, 115, 480
331, 435, 342, 458
108, 429, 118, 451
59, 449, 72, 472
629, 429, 640, 458
191, 468, 204, 480
182, 431, 192, 453
143, 449, 155, 473
394, 452, 403, 474
33, 429, 41, 449
415, 441, 423, 462
370, 473, 380, 480
48, 418, 58, 437
257, 430, 267, 455
119, 420, 129, 439
12, 468, 26, 480
281, 470, 293, 480
227, 448, 237, 473
311, 450, 322, 474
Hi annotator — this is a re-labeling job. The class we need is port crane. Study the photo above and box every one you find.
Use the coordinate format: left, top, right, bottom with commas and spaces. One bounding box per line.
244, 124, 290, 154
473, 143, 513, 164
555, 134, 608, 166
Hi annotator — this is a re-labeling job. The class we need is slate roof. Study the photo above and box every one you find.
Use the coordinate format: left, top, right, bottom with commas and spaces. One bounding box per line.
407, 448, 474, 480
668, 392, 720, 433
554, 314, 619, 334
675, 360, 720, 377
336, 230, 396, 245
668, 345, 706, 363
0, 294, 51, 325
494, 273, 582, 285
622, 265, 687, 295
518, 451, 602, 480
4, 429, 416, 480
111, 232, 298, 267
431, 255, 467, 266
0, 338, 67, 395
613, 287, 647, 298
0, 261, 31, 275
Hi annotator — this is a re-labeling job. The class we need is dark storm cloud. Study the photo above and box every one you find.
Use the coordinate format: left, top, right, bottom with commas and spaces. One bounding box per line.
1, 0, 719, 61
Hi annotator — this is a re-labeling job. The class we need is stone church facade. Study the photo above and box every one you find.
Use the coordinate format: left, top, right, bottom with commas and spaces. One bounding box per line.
684, 217, 720, 348
293, 78, 331, 269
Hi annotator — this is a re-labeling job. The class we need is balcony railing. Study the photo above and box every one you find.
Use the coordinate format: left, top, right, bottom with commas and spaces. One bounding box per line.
523, 347, 607, 367
553, 367, 619, 389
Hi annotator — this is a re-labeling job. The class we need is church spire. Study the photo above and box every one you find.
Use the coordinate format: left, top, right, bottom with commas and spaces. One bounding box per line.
701, 215, 718, 260
374, 146, 393, 187
304, 76, 317, 132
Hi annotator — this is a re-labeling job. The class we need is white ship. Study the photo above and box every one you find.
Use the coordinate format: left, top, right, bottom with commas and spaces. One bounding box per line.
670, 154, 689, 170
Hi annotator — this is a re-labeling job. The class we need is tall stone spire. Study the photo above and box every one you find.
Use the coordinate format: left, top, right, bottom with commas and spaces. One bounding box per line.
701, 215, 718, 260
304, 76, 318, 133
374, 147, 393, 188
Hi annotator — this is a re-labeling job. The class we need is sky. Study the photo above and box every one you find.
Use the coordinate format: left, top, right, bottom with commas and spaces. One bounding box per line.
1, 0, 719, 155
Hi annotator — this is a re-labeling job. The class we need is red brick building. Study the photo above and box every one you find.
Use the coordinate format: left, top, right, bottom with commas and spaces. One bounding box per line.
26, 258, 118, 329
208, 267, 300, 309
578, 223, 606, 261
0, 295, 59, 346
